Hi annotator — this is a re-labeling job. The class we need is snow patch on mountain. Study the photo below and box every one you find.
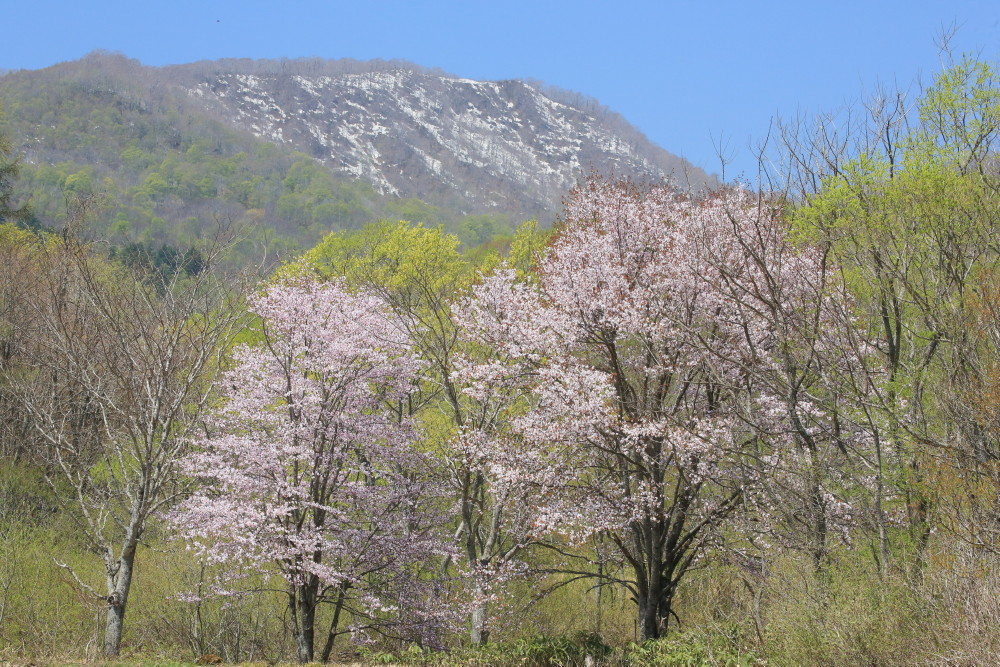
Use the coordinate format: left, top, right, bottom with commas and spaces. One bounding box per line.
183, 66, 709, 216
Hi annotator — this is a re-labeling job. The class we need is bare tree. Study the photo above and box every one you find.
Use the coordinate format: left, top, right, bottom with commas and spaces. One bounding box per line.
758, 55, 1000, 572
4, 221, 248, 656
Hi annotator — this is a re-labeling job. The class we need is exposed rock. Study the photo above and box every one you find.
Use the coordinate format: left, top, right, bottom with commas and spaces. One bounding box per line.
171, 61, 715, 217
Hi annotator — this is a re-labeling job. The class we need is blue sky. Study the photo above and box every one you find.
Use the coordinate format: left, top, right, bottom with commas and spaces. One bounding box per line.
3, 0, 999, 180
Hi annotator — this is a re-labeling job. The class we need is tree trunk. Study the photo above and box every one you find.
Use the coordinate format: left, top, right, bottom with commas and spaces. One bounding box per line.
631, 486, 682, 642
292, 580, 318, 663
809, 473, 828, 570
103, 542, 137, 656
638, 596, 657, 641
873, 433, 890, 577
320, 582, 349, 663
635, 552, 671, 641
104, 599, 127, 656
637, 584, 671, 641
470, 581, 488, 645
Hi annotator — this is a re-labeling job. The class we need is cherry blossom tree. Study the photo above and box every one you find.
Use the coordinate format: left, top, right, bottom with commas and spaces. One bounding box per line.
172, 278, 446, 663
685, 186, 878, 572
456, 178, 852, 639
447, 308, 554, 644
300, 221, 552, 644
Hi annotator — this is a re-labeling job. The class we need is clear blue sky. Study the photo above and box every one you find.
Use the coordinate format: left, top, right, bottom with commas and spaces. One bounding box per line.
3, 0, 999, 180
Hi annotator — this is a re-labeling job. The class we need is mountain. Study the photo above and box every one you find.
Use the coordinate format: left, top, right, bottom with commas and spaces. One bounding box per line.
0, 52, 715, 254
166, 58, 714, 215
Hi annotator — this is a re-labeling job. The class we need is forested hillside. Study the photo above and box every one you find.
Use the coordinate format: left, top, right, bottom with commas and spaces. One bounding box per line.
0, 57, 487, 259
0, 52, 712, 263
0, 55, 999, 667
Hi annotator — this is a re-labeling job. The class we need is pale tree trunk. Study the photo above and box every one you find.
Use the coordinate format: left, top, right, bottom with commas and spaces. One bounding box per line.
103, 542, 137, 656
460, 469, 491, 647
469, 580, 488, 645
52, 481, 151, 658
873, 429, 890, 576
462, 480, 511, 647
102, 497, 144, 656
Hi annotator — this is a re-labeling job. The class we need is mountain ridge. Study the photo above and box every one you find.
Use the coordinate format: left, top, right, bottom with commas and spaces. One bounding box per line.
0, 52, 715, 254
163, 56, 715, 215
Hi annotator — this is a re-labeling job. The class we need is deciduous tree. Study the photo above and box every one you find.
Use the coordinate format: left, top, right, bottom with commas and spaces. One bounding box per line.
456, 178, 852, 639
172, 277, 446, 663
5, 224, 245, 656
300, 221, 548, 644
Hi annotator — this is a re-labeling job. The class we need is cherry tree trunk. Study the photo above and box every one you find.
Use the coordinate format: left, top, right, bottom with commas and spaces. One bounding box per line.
632, 511, 683, 642
470, 581, 488, 645
806, 454, 829, 570
292, 580, 319, 663
636, 576, 673, 641
319, 582, 349, 663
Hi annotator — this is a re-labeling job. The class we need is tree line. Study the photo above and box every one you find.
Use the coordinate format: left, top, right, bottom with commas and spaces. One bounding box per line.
0, 56, 998, 665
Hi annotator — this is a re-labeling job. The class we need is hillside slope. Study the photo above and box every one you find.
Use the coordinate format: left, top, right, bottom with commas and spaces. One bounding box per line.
168, 58, 713, 215
0, 53, 714, 254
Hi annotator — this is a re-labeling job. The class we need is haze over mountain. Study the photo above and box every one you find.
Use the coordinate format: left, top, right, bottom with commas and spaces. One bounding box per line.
0, 52, 715, 253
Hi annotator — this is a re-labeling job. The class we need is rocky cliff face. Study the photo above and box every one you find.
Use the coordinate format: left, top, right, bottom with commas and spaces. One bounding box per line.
178, 64, 712, 216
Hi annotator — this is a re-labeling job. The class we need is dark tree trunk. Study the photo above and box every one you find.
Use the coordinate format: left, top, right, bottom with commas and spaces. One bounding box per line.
638, 593, 658, 641
632, 515, 671, 642
320, 582, 349, 663
291, 578, 319, 663
626, 477, 703, 643
636, 577, 677, 640
637, 569, 677, 640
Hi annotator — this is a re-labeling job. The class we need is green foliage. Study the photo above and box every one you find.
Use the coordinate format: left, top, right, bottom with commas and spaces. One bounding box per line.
493, 633, 612, 667
790, 56, 1000, 568
293, 219, 476, 458
508, 218, 551, 280
0, 219, 39, 253
0, 480, 291, 662
298, 219, 473, 292
758, 554, 932, 666
917, 56, 1000, 165
362, 631, 757, 667
0, 106, 29, 226
0, 462, 59, 525
616, 629, 759, 667
111, 241, 206, 285
455, 213, 517, 247
409, 632, 612, 667
0, 505, 103, 658
0, 64, 548, 265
